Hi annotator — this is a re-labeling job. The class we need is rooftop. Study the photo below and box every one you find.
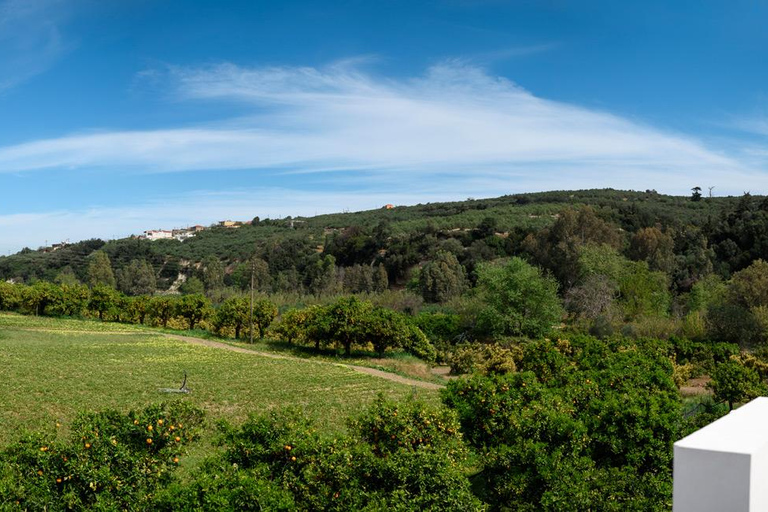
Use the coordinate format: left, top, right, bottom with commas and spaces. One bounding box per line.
675, 397, 768, 455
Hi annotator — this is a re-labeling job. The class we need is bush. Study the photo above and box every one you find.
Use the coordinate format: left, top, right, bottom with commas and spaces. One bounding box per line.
443, 337, 682, 509
162, 397, 483, 511
0, 402, 204, 510
448, 343, 519, 376
402, 324, 437, 362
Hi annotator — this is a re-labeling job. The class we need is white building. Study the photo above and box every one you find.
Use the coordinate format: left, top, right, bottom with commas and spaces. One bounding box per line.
144, 230, 173, 241
674, 397, 768, 511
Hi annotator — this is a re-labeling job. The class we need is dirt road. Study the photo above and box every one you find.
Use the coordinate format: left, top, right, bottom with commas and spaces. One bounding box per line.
163, 333, 445, 391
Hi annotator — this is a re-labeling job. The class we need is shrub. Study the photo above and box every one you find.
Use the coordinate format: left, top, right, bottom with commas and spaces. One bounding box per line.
448, 343, 519, 376
163, 397, 483, 511
443, 337, 682, 509
0, 402, 204, 510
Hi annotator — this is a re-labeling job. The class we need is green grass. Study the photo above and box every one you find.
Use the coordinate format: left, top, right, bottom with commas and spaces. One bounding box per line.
0, 313, 439, 444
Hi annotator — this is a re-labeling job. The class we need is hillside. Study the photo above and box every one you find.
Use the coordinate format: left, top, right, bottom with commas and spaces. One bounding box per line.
0, 188, 750, 291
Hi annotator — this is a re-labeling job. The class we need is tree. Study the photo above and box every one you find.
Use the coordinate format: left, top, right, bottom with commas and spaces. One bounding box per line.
475, 257, 564, 338
342, 265, 374, 293
176, 294, 210, 331
127, 295, 152, 325
88, 285, 119, 321
522, 206, 623, 287
324, 296, 373, 355
22, 281, 60, 316
179, 276, 205, 295
87, 251, 116, 289
418, 251, 468, 303
252, 298, 278, 340
373, 265, 389, 292
270, 308, 310, 345
672, 225, 714, 292
303, 305, 333, 351
708, 360, 766, 410
577, 244, 670, 320
54, 266, 80, 286
305, 254, 340, 296
628, 227, 675, 273
691, 186, 702, 202
202, 256, 225, 292
361, 307, 410, 357
214, 296, 250, 339
0, 282, 21, 311
475, 216, 499, 239
728, 259, 768, 309
117, 259, 156, 296
443, 336, 682, 508
53, 284, 90, 317
231, 258, 271, 292
150, 296, 176, 328
564, 274, 617, 320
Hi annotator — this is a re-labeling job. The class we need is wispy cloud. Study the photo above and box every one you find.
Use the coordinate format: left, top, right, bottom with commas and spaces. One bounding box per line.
0, 0, 71, 92
471, 43, 558, 63
0, 60, 759, 192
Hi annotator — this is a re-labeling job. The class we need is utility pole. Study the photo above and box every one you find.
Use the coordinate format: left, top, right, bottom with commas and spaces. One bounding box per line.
249, 258, 254, 344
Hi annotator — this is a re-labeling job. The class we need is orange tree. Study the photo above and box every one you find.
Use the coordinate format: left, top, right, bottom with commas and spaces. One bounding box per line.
318, 296, 373, 356
443, 335, 684, 510
0, 402, 203, 510
87, 284, 120, 321
150, 296, 177, 328
708, 359, 766, 411
175, 294, 211, 331
126, 294, 152, 325
156, 396, 483, 511
213, 296, 249, 339
251, 298, 278, 340
269, 307, 312, 345
53, 283, 90, 317
0, 281, 21, 311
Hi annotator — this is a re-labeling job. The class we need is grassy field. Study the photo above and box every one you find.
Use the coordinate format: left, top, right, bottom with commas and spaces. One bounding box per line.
0, 313, 439, 444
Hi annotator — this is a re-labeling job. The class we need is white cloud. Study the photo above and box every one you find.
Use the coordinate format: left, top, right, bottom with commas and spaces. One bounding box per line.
0, 60, 753, 185
2, 60, 767, 254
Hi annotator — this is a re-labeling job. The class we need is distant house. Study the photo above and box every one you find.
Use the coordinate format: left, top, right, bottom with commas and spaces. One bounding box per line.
384, 204, 394, 209
190, 225, 206, 232
171, 228, 195, 242
144, 230, 173, 241
50, 240, 70, 252
219, 220, 240, 228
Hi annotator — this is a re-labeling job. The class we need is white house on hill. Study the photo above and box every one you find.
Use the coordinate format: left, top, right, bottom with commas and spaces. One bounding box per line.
144, 230, 173, 241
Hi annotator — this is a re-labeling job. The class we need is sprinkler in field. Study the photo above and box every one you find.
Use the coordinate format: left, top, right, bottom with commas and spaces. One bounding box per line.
159, 372, 190, 394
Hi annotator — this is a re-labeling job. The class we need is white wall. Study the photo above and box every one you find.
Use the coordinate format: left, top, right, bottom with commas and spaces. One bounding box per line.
674, 397, 768, 512
673, 446, 750, 512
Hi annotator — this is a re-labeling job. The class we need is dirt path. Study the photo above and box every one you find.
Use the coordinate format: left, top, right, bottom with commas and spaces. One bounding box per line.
681, 376, 712, 397
163, 334, 445, 391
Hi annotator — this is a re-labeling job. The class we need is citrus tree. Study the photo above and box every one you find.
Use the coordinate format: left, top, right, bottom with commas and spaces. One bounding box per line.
175, 294, 211, 331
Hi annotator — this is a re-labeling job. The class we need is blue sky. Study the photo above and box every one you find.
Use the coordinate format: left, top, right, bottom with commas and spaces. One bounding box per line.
1, 0, 767, 254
